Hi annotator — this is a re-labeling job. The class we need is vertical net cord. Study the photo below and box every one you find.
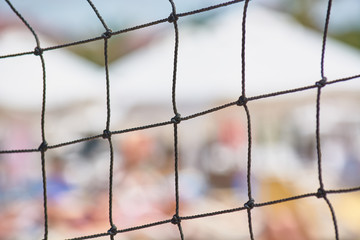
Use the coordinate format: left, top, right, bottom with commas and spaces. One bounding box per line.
86, 0, 112, 132
244, 104, 254, 240
240, 0, 249, 97
86, 0, 117, 237
173, 124, 184, 240
4, 0, 40, 47
240, 0, 254, 239
4, 1, 49, 239
104, 38, 116, 240
40, 53, 49, 240
320, 0, 333, 80
86, 0, 110, 32
316, 0, 339, 239
315, 87, 324, 190
40, 151, 48, 240
169, 0, 180, 116
104, 38, 112, 132
168, 0, 184, 239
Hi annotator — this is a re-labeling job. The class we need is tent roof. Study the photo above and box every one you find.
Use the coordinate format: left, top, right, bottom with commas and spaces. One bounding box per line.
1, 5, 359, 112
0, 28, 103, 110
109, 5, 360, 109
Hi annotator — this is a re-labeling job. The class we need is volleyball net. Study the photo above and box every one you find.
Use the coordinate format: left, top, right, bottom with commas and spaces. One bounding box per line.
1, 0, 360, 239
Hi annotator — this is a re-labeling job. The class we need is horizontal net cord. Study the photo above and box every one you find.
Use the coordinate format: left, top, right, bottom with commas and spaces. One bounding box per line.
0, 0, 245, 60
1, 73, 359, 155
63, 186, 360, 240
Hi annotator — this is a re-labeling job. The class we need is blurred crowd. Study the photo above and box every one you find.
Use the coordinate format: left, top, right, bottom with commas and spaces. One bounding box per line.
1, 0, 360, 239
1, 100, 360, 240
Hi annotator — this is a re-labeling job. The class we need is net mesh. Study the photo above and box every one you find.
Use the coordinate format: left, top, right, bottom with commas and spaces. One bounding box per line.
1, 0, 360, 239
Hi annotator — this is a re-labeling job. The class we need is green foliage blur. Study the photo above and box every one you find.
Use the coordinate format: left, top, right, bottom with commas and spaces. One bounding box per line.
271, 0, 360, 50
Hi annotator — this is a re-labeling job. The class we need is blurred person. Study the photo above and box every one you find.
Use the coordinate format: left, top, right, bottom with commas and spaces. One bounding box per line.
197, 117, 247, 190
44, 156, 84, 232
114, 133, 174, 228
340, 133, 360, 186
341, 151, 360, 186
1, 123, 38, 191
0, 204, 17, 239
120, 133, 156, 171
259, 179, 314, 240
0, 123, 46, 239
259, 208, 312, 240
47, 156, 73, 203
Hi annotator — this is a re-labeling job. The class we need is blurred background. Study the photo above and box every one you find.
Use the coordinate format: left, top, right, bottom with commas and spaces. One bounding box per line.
0, 0, 360, 239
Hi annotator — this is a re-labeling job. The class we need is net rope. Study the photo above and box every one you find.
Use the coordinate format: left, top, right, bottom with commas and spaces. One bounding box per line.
1, 0, 360, 239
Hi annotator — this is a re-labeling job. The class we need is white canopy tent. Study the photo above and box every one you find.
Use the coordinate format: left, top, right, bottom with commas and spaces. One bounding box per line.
0, 29, 109, 141
1, 5, 359, 115
109, 5, 360, 110
0, 29, 104, 111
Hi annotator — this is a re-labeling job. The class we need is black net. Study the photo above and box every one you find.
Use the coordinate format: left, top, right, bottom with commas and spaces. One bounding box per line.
1, 0, 360, 239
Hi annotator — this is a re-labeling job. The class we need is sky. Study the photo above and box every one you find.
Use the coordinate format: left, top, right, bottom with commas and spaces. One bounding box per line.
1, 0, 359, 40
0, 0, 228, 39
